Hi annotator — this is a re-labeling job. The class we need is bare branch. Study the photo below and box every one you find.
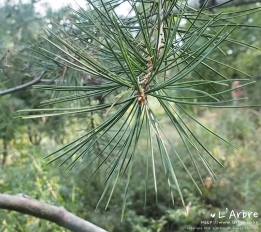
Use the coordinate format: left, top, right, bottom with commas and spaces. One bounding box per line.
187, 0, 260, 9
217, 0, 261, 7
0, 71, 46, 97
0, 193, 107, 232
0, 49, 11, 66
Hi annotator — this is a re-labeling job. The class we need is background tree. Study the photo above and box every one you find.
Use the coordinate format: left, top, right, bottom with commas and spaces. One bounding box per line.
0, 0, 79, 164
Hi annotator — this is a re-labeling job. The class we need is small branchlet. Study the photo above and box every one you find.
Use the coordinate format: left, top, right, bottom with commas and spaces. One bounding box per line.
138, 56, 153, 106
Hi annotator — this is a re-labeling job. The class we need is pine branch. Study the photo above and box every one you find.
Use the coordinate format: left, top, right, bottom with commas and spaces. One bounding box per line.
0, 193, 107, 232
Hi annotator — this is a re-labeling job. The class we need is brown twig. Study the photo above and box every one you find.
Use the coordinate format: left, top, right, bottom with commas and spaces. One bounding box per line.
0, 49, 10, 63
0, 193, 107, 232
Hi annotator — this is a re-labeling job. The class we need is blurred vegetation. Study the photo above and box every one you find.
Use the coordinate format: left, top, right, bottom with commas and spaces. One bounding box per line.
0, 0, 261, 232
189, 4, 261, 106
1, 108, 260, 232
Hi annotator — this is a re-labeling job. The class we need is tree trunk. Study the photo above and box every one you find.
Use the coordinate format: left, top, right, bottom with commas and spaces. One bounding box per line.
2, 126, 8, 165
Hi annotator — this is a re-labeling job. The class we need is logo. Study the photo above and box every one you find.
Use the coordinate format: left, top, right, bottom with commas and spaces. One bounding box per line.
210, 208, 258, 219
